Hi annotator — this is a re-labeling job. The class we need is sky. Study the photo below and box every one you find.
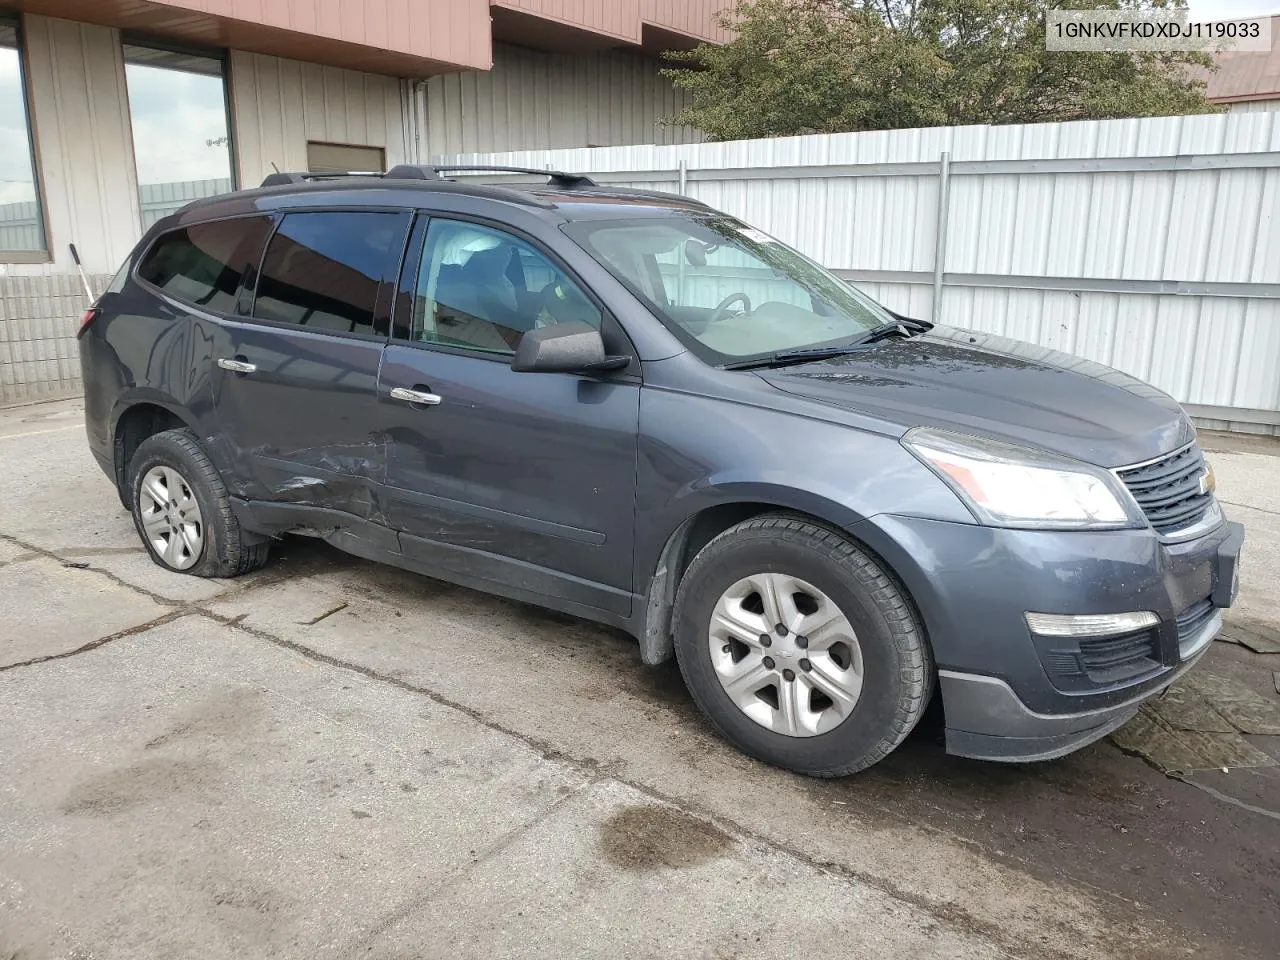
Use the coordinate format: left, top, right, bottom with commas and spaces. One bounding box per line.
0, 47, 37, 205
125, 63, 233, 187
1185, 0, 1280, 20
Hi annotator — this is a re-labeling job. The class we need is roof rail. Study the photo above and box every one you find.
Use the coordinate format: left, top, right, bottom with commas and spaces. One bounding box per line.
386, 164, 597, 188
260, 170, 386, 188
259, 165, 599, 191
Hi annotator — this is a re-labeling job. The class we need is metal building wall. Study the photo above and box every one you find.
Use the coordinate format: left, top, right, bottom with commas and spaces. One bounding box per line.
445, 112, 1280, 434
0, 26, 411, 404
1, 20, 702, 403
0, 14, 138, 404
13, 15, 143, 275
494, 0, 641, 41
491, 0, 732, 45
642, 0, 735, 42
420, 42, 701, 158
228, 50, 409, 187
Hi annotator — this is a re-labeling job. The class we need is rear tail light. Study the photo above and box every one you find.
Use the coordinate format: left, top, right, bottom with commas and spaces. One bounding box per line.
76, 307, 100, 339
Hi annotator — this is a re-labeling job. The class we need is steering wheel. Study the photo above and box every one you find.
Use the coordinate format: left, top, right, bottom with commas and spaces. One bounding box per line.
709, 292, 752, 324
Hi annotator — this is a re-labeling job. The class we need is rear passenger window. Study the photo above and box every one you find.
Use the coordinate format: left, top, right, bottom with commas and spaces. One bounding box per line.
252, 211, 406, 336
137, 216, 272, 313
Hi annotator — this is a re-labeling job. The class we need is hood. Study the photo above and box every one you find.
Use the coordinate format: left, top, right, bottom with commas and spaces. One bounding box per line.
758, 325, 1193, 468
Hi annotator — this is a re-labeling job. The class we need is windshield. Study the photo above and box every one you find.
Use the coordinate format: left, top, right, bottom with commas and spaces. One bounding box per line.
564, 213, 893, 363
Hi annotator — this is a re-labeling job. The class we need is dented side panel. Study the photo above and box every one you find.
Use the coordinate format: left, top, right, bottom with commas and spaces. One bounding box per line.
206, 318, 388, 520
379, 344, 641, 595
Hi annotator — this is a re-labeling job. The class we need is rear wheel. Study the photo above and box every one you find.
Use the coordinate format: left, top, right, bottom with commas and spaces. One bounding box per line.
673, 514, 932, 776
128, 428, 270, 578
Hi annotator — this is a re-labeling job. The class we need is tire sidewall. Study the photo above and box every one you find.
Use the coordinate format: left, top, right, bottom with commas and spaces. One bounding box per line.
675, 526, 918, 774
129, 433, 225, 576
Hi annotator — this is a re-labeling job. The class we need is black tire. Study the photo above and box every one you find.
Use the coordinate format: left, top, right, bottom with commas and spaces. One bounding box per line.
128, 428, 271, 578
673, 513, 933, 777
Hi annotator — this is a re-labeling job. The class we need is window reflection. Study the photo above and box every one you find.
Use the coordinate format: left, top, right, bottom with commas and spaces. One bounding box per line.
254, 212, 406, 336
124, 44, 234, 229
0, 21, 45, 254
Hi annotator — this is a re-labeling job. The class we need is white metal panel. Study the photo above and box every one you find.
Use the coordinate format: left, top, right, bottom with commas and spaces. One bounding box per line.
443, 113, 1280, 429
229, 50, 407, 188
15, 15, 140, 274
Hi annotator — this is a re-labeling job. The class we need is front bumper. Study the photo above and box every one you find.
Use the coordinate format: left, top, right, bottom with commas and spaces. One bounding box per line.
940, 607, 1221, 762
851, 512, 1244, 763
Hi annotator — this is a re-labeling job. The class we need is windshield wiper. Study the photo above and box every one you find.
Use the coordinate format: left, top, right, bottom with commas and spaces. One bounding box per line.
848, 319, 925, 346
721, 344, 868, 370
722, 318, 929, 371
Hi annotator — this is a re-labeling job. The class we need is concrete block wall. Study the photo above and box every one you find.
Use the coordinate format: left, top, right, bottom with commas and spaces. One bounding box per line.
0, 274, 108, 404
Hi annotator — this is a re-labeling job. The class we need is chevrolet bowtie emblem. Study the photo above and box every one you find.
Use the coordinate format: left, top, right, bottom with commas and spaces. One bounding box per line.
1198, 464, 1216, 497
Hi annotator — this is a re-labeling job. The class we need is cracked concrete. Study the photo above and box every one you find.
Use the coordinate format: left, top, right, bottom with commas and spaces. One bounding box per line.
2, 399, 1279, 960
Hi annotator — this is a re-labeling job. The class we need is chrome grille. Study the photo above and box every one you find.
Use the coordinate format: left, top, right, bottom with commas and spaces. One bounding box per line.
1116, 444, 1213, 535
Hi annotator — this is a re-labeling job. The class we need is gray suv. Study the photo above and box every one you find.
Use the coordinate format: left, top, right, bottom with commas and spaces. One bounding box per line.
78, 165, 1244, 776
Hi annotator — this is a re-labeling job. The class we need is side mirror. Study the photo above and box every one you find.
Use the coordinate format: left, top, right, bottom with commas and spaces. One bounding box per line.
510, 322, 629, 373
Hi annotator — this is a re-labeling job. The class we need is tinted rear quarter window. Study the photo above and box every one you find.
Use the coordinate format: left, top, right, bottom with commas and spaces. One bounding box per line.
136, 216, 273, 313
252, 211, 406, 336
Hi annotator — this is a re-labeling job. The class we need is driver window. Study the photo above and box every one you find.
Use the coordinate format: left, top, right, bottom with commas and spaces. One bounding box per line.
412, 219, 601, 355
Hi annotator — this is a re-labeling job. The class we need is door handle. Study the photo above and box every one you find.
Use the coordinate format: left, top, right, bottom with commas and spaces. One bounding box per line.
217, 358, 257, 374
390, 386, 442, 406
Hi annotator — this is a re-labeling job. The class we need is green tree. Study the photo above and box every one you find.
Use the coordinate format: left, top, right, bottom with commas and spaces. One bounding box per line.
663, 0, 1218, 140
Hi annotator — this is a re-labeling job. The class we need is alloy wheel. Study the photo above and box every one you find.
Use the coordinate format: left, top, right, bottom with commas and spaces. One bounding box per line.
138, 465, 204, 571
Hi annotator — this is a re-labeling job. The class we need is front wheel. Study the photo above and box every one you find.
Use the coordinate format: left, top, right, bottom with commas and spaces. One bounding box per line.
128, 428, 270, 578
673, 514, 932, 776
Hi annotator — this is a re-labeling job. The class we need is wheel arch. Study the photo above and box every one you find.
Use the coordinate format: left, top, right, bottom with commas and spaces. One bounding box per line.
110, 393, 198, 508
635, 483, 901, 666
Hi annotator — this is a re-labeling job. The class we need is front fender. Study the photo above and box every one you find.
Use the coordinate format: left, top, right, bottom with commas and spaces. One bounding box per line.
630, 386, 974, 663
634, 389, 972, 596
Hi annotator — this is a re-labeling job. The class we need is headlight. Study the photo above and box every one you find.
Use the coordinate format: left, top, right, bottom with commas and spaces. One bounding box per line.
902, 427, 1142, 530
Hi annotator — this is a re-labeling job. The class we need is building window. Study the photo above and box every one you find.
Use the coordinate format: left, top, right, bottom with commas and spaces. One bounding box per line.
124, 43, 234, 229
306, 142, 386, 174
0, 17, 47, 259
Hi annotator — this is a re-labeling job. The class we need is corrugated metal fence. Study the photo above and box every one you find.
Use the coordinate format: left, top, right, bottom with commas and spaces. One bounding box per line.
138, 178, 232, 229
442, 112, 1280, 434
0, 178, 231, 253
0, 200, 44, 252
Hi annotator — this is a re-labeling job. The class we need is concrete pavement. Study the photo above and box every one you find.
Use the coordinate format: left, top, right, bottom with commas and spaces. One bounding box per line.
2, 398, 1278, 960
